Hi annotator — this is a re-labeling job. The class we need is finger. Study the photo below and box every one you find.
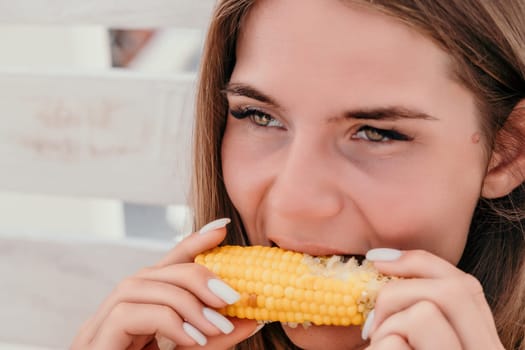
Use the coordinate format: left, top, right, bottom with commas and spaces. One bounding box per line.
371, 300, 462, 350
111, 278, 232, 336
366, 334, 412, 350
135, 263, 239, 308
71, 317, 97, 348
156, 218, 231, 267
142, 339, 161, 350
73, 218, 232, 349
178, 319, 262, 350
91, 303, 200, 350
126, 335, 156, 350
371, 277, 499, 350
156, 335, 176, 350
369, 249, 463, 279
84, 266, 239, 344
370, 249, 494, 322
143, 338, 161, 350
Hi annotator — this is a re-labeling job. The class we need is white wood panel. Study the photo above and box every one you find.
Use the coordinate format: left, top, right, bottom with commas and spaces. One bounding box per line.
0, 26, 110, 68
0, 237, 168, 348
0, 0, 216, 28
0, 68, 195, 205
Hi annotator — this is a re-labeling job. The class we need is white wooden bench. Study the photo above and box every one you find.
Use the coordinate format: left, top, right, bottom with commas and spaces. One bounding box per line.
0, 1, 215, 348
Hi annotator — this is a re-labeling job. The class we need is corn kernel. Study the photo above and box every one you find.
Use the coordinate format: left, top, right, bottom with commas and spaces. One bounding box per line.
195, 245, 391, 326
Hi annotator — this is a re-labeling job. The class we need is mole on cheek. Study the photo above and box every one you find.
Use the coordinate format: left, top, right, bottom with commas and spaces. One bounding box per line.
471, 132, 481, 144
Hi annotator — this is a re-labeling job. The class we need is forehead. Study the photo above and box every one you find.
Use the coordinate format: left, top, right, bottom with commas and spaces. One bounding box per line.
235, 0, 450, 85
247, 1, 447, 62
231, 0, 474, 119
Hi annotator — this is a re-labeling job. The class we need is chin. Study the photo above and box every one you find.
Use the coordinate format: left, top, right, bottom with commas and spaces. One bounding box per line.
282, 324, 369, 350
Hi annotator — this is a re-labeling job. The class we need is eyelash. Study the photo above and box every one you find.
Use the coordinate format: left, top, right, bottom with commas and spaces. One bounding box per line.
353, 125, 411, 142
229, 107, 411, 142
230, 107, 284, 128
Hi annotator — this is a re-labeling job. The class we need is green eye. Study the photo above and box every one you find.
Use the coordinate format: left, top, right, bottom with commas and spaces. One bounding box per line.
252, 113, 273, 126
353, 126, 410, 142
363, 128, 385, 142
230, 107, 283, 128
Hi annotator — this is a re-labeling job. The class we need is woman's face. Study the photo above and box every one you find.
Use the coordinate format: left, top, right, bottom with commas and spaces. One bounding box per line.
221, 0, 487, 348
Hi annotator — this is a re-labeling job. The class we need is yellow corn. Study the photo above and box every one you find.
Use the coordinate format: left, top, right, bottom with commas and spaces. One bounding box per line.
194, 245, 391, 327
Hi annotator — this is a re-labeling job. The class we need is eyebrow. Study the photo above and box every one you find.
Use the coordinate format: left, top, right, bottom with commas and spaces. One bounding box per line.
223, 82, 438, 122
339, 107, 439, 122
223, 83, 280, 107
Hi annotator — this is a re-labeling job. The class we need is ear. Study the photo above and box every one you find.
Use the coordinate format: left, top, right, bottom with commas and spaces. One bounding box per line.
482, 99, 525, 199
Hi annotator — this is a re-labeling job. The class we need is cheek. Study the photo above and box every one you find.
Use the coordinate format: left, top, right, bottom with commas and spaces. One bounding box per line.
369, 199, 472, 264
221, 132, 243, 206
221, 127, 264, 215
360, 154, 483, 264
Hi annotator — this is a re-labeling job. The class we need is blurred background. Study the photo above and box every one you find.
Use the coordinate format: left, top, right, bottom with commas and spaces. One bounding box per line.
0, 2, 214, 347
0, 26, 203, 242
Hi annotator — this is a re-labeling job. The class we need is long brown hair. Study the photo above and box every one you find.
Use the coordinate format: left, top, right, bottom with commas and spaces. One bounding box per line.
192, 0, 525, 348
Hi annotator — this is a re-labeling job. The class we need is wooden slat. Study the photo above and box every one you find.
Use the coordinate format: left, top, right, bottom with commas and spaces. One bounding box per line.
0, 237, 168, 348
0, 0, 216, 28
0, 68, 196, 205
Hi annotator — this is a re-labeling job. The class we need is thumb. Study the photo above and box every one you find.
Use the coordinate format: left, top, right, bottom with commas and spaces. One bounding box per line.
155, 218, 230, 267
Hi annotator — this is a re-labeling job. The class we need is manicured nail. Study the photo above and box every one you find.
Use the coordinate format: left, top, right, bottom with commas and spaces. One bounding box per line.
155, 335, 176, 350
366, 248, 402, 262
199, 218, 231, 234
361, 309, 375, 340
203, 307, 235, 334
249, 323, 265, 337
208, 279, 240, 304
182, 322, 207, 346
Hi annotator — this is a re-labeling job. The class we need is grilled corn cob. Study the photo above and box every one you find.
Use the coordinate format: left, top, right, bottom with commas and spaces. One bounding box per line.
195, 245, 392, 327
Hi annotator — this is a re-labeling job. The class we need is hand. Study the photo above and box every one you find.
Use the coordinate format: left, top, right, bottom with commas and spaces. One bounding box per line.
71, 219, 260, 350
363, 249, 504, 350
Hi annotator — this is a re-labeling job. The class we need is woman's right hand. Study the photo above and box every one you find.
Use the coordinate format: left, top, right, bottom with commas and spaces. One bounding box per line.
71, 218, 261, 350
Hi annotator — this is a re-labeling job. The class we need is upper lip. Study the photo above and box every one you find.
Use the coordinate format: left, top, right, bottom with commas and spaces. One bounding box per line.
268, 235, 364, 257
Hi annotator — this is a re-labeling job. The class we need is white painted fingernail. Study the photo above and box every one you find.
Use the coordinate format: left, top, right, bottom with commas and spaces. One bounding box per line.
208, 279, 240, 304
361, 309, 375, 340
182, 322, 207, 346
249, 323, 265, 337
156, 335, 177, 350
199, 218, 231, 234
366, 248, 402, 261
203, 307, 235, 334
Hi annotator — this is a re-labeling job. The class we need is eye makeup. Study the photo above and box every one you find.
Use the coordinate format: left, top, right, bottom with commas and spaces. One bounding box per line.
229, 106, 284, 128
353, 125, 413, 142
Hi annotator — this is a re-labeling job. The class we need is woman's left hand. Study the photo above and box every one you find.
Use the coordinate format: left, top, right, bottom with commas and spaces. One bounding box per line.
363, 249, 504, 350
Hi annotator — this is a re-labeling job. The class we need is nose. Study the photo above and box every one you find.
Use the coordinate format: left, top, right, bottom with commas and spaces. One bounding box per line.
265, 139, 344, 220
